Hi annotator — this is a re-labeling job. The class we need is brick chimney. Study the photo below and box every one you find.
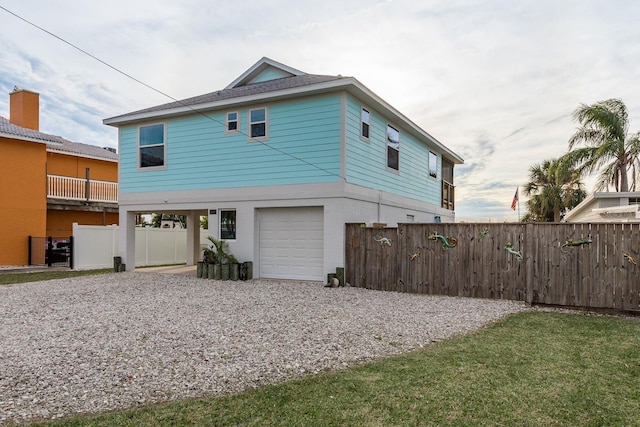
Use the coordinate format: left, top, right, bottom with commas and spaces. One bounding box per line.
9, 87, 40, 131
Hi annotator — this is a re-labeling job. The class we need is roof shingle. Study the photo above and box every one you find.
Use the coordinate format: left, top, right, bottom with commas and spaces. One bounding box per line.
109, 74, 344, 119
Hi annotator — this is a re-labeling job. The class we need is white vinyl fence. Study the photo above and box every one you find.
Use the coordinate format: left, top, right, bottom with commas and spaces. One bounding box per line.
72, 223, 209, 270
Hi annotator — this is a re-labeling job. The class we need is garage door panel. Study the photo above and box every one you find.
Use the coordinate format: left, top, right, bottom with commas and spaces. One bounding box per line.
259, 207, 323, 281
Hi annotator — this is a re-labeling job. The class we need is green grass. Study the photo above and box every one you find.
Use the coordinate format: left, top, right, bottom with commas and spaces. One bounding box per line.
0, 269, 112, 285
24, 311, 640, 426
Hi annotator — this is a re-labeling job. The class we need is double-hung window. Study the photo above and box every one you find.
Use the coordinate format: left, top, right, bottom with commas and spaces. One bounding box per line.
361, 107, 370, 140
139, 123, 165, 169
226, 112, 239, 133
249, 107, 268, 140
386, 124, 400, 171
429, 151, 438, 179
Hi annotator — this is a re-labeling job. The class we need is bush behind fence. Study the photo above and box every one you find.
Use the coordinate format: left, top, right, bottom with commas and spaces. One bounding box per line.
345, 222, 640, 312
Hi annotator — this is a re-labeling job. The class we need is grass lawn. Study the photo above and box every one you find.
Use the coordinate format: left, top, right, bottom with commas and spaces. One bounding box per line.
0, 269, 112, 285
25, 311, 640, 427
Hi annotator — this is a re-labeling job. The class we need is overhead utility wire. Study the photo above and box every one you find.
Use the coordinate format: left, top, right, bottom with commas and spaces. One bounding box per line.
0, 5, 340, 179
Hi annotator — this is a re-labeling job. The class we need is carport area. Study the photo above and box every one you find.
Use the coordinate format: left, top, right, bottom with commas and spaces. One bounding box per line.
119, 209, 207, 271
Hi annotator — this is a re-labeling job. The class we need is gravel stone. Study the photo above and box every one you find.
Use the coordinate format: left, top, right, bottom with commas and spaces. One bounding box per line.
0, 272, 529, 425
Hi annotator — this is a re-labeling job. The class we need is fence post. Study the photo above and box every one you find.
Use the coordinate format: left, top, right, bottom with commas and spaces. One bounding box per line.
85, 168, 90, 204
47, 236, 53, 267
28, 235, 33, 266
524, 223, 533, 304
69, 235, 74, 270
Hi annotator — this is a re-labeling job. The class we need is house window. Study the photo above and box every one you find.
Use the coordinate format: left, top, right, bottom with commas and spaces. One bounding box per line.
249, 107, 267, 140
139, 123, 165, 168
361, 108, 370, 140
220, 210, 236, 240
429, 151, 438, 179
386, 124, 399, 171
226, 112, 239, 133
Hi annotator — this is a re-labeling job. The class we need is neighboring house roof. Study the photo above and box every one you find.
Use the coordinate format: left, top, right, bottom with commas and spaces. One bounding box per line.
104, 57, 464, 164
0, 116, 64, 146
0, 116, 118, 162
48, 139, 118, 163
563, 191, 640, 222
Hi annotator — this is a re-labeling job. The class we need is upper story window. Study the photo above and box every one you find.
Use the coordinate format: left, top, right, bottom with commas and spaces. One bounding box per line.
386, 124, 400, 171
139, 123, 165, 169
361, 108, 370, 140
226, 112, 239, 133
249, 107, 268, 140
429, 151, 438, 179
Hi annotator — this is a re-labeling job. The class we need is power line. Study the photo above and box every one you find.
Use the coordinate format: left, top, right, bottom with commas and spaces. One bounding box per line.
0, 4, 341, 179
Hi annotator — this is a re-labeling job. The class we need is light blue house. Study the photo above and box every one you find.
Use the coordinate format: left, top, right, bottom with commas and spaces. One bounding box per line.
104, 58, 463, 281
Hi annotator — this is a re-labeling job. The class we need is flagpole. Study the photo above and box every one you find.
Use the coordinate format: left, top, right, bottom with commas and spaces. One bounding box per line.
517, 196, 521, 222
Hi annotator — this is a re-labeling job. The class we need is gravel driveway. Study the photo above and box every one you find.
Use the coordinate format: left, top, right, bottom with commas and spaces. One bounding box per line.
0, 272, 529, 425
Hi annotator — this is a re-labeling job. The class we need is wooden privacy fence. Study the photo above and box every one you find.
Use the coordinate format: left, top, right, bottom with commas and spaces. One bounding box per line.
345, 222, 640, 312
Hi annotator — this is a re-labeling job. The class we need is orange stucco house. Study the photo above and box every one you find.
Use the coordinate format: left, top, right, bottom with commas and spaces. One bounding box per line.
0, 88, 118, 266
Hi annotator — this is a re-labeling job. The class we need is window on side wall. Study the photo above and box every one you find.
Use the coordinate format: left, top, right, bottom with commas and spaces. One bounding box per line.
248, 107, 267, 140
386, 124, 399, 171
429, 151, 438, 179
220, 210, 236, 240
139, 123, 165, 169
226, 112, 239, 133
361, 107, 370, 140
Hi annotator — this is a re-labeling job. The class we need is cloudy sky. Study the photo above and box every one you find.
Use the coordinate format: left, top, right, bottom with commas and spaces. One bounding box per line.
1, 0, 639, 221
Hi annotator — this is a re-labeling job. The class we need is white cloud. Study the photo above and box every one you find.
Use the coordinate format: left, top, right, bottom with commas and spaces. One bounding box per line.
1, 0, 640, 220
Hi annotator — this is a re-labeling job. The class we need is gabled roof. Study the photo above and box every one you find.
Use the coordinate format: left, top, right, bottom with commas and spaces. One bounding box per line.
0, 116, 118, 162
225, 57, 305, 89
104, 57, 464, 164
108, 73, 343, 119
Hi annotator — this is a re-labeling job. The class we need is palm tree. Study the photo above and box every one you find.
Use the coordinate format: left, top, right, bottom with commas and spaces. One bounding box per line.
562, 98, 640, 192
522, 159, 586, 222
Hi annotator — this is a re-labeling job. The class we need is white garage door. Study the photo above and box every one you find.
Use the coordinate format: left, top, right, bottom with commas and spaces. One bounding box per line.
259, 207, 324, 281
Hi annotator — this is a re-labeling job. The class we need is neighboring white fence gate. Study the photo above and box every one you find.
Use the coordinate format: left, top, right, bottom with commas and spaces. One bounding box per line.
72, 223, 208, 270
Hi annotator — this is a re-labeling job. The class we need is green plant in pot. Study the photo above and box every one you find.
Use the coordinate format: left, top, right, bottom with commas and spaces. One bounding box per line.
203, 236, 239, 280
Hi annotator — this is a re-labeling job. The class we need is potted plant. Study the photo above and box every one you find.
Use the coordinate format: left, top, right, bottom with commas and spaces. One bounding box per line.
202, 236, 238, 280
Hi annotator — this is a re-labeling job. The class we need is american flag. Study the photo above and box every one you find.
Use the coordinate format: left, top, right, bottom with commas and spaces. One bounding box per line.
511, 188, 519, 210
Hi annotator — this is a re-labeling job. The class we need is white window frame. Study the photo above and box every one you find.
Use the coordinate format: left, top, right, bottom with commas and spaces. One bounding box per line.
219, 209, 237, 240
361, 107, 370, 141
226, 111, 239, 134
137, 122, 167, 171
386, 124, 400, 172
248, 107, 268, 142
429, 151, 438, 179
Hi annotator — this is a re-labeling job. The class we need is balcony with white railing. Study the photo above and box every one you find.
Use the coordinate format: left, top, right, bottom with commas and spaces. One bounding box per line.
47, 175, 118, 204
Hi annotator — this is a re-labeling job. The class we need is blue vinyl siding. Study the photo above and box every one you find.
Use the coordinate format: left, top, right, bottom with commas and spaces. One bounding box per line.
120, 95, 342, 193
249, 68, 291, 84
345, 96, 441, 205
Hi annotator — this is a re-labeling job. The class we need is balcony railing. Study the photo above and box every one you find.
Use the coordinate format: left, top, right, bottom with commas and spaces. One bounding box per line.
442, 180, 455, 210
47, 175, 118, 204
